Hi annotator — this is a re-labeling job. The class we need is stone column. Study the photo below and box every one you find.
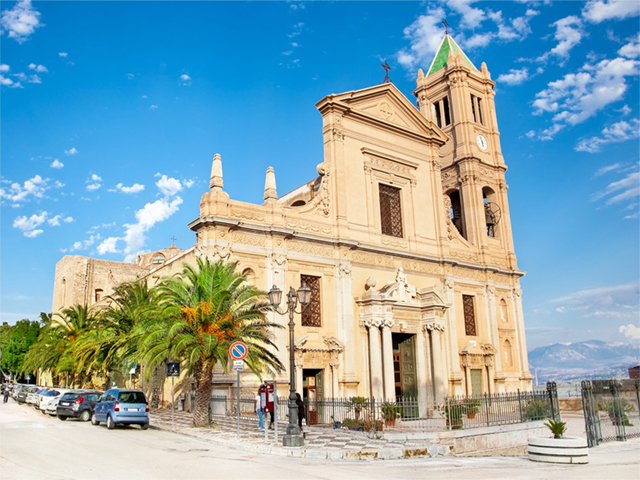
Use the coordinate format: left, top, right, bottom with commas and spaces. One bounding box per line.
415, 325, 430, 414
336, 262, 358, 391
381, 320, 395, 401
428, 325, 447, 402
267, 254, 289, 377
367, 321, 384, 400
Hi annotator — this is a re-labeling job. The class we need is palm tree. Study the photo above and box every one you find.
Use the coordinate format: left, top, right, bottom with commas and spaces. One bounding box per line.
75, 281, 161, 388
136, 257, 284, 427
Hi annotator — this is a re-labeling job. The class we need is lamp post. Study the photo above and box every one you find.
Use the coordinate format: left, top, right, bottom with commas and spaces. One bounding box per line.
268, 283, 311, 447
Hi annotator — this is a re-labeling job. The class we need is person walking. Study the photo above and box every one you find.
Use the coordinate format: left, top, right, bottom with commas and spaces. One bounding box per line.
2, 384, 9, 404
295, 393, 305, 430
255, 389, 264, 430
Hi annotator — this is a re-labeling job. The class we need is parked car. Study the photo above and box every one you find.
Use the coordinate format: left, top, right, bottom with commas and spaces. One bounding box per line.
39, 389, 68, 414
92, 389, 149, 430
56, 390, 103, 421
15, 385, 36, 404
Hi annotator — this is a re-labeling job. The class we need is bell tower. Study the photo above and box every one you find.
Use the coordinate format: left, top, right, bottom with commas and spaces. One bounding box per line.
414, 35, 517, 268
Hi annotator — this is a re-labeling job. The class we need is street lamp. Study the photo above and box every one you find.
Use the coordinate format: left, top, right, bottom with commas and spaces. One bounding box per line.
268, 283, 311, 447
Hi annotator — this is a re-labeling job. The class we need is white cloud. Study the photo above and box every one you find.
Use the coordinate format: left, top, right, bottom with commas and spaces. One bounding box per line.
155, 174, 182, 197
28, 63, 47, 73
27, 74, 41, 84
396, 7, 446, 71
58, 52, 67, 57
533, 56, 639, 132
97, 196, 183, 259
0, 64, 9, 72
0, 174, 50, 204
86, 174, 102, 191
180, 74, 191, 86
97, 236, 120, 255
183, 179, 195, 188
576, 118, 640, 152
50, 159, 63, 169
539, 123, 566, 141
288, 22, 304, 38
595, 162, 623, 176
447, 0, 486, 30
538, 16, 584, 63
149, 105, 158, 110
594, 169, 640, 205
583, 0, 640, 23
619, 324, 640, 341
497, 67, 529, 86
126, 73, 134, 80
619, 34, 640, 59
1, 0, 42, 43
552, 281, 640, 320
47, 215, 62, 226
64, 147, 78, 155
112, 182, 144, 194
141, 95, 147, 99
13, 211, 47, 237
70, 234, 99, 251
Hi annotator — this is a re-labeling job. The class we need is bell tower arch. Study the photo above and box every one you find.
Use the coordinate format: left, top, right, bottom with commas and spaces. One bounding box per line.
414, 35, 517, 268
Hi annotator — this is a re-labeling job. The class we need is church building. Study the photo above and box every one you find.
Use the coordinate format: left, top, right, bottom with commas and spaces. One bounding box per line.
52, 35, 533, 403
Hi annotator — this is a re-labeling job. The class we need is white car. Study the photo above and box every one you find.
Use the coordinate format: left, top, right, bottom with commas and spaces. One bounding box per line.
26, 387, 47, 406
40, 389, 69, 415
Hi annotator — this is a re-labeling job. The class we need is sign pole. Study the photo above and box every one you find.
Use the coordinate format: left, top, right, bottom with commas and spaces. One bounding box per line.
236, 370, 240, 440
171, 376, 175, 431
274, 381, 278, 442
229, 341, 248, 442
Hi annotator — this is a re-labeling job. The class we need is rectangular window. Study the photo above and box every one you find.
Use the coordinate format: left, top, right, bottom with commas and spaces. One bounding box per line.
463, 295, 477, 336
443, 97, 451, 126
434, 102, 442, 128
379, 184, 403, 238
477, 98, 483, 124
470, 94, 477, 123
301, 275, 321, 327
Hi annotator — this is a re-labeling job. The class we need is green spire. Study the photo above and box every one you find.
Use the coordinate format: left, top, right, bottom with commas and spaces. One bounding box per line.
426, 35, 477, 76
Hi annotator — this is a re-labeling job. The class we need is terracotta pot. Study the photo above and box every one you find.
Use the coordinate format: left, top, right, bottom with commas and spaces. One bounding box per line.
384, 418, 396, 427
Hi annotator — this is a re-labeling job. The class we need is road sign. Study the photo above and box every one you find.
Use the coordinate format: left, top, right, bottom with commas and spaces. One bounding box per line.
166, 363, 180, 377
232, 360, 244, 372
229, 341, 248, 360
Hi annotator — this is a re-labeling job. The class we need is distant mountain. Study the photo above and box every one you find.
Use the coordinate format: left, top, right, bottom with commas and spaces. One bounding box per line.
528, 340, 640, 382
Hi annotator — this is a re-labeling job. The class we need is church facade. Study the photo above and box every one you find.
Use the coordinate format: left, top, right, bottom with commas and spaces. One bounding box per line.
52, 35, 533, 402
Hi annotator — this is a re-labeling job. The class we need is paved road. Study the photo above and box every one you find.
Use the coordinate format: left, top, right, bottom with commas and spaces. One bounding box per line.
1, 398, 638, 480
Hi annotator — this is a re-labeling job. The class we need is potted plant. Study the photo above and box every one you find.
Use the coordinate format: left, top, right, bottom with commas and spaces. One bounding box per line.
348, 396, 369, 422
466, 400, 480, 419
380, 402, 400, 427
437, 399, 465, 430
528, 419, 589, 464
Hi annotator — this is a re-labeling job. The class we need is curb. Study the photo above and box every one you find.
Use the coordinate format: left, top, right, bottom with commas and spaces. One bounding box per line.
149, 422, 451, 461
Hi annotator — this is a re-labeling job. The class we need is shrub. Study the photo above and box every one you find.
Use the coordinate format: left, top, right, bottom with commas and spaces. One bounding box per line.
524, 398, 550, 421
544, 419, 567, 439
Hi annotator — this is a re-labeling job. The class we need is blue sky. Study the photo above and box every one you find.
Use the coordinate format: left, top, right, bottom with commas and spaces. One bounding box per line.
1, 0, 638, 350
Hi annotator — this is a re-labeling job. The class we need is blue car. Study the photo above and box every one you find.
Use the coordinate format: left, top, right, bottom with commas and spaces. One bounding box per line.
91, 389, 149, 430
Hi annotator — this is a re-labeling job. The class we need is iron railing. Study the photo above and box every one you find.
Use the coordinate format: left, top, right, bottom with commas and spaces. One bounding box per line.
208, 386, 555, 433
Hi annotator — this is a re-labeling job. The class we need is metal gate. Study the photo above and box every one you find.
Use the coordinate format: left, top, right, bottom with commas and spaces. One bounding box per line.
581, 379, 640, 447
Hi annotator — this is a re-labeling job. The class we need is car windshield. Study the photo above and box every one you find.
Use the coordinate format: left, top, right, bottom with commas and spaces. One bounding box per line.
61, 393, 80, 401
118, 392, 146, 404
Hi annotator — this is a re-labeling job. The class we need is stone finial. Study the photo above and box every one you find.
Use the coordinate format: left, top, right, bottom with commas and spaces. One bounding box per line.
263, 166, 277, 202
418, 68, 424, 80
365, 276, 376, 291
210, 153, 223, 190
481, 61, 490, 78
447, 47, 455, 65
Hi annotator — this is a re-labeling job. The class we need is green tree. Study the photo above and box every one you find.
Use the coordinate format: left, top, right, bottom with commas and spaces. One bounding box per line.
136, 258, 284, 426
0, 319, 41, 380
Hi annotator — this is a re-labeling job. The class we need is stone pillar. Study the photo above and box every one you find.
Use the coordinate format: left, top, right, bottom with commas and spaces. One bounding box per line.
415, 326, 431, 414
367, 322, 384, 399
295, 358, 303, 399
381, 321, 395, 401
429, 326, 447, 402
359, 325, 369, 398
336, 262, 358, 392
267, 254, 288, 376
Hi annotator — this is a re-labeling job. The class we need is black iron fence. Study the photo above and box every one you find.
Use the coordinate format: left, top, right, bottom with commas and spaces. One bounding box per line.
582, 379, 640, 447
208, 384, 557, 433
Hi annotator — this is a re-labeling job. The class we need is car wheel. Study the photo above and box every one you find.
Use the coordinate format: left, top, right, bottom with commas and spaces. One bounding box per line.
106, 414, 115, 430
141, 423, 149, 430
80, 410, 91, 422
57, 415, 67, 421
91, 413, 100, 426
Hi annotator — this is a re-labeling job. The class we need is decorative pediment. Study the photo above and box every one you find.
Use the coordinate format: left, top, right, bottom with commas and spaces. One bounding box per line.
316, 83, 448, 145
294, 334, 344, 353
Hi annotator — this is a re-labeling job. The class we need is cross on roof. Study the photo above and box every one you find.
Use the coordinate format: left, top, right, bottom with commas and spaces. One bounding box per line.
170, 236, 176, 244
381, 60, 392, 84
442, 19, 450, 35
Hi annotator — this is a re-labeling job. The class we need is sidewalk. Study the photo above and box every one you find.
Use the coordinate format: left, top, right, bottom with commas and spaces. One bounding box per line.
149, 409, 451, 460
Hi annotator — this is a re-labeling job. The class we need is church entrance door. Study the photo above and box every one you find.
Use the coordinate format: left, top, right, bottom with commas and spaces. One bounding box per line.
302, 368, 324, 425
470, 369, 482, 397
392, 333, 417, 399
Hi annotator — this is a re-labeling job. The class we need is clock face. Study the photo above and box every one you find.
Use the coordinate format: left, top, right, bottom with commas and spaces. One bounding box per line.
477, 134, 488, 151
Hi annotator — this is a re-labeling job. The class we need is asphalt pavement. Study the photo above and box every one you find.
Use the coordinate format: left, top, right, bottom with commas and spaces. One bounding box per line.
1, 397, 639, 480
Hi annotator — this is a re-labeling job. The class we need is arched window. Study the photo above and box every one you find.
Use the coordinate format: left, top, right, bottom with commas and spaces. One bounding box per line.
291, 200, 306, 207
152, 254, 165, 265
500, 299, 509, 323
95, 289, 103, 303
242, 268, 256, 286
446, 189, 466, 239
482, 187, 499, 237
503, 339, 513, 367
61, 278, 66, 306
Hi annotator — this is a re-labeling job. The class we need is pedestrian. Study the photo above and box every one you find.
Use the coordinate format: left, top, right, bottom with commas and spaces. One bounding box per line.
295, 393, 305, 430
2, 384, 9, 404
255, 389, 264, 430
